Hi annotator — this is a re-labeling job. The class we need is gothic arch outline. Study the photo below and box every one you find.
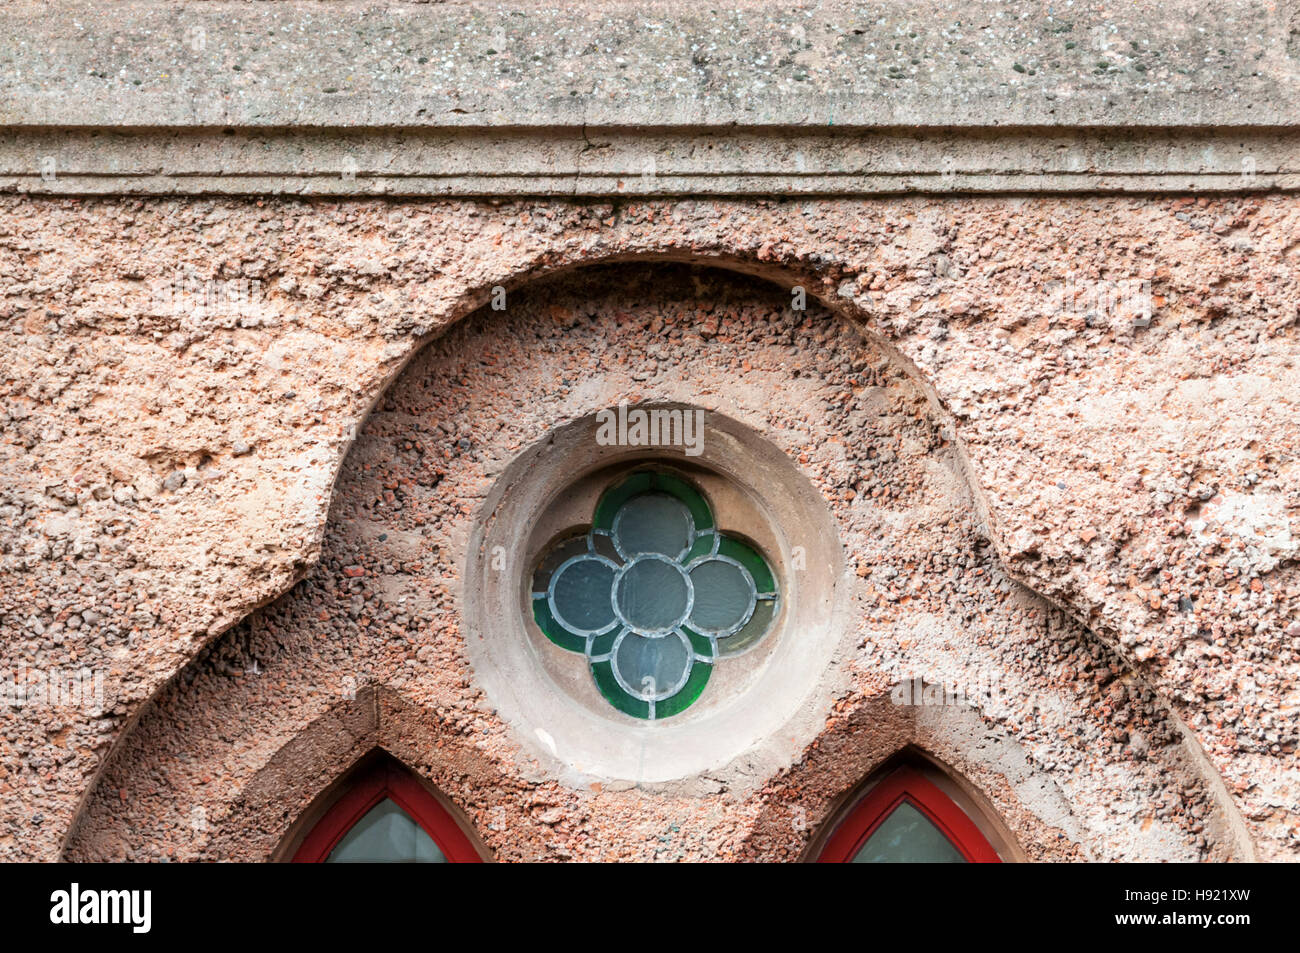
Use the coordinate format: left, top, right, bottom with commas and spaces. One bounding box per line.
59, 254, 1254, 861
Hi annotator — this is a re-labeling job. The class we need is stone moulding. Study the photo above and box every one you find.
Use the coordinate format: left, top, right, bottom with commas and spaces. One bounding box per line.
3, 0, 1299, 196
2, 127, 1299, 196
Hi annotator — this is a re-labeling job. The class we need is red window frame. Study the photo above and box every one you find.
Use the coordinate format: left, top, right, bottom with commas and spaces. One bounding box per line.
817, 766, 1002, 863
291, 759, 483, 863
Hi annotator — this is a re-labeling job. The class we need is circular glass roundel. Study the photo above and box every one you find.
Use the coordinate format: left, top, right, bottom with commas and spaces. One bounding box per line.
687, 557, 754, 635
550, 556, 619, 635
612, 493, 693, 559
531, 470, 779, 721
614, 555, 692, 634
612, 630, 693, 701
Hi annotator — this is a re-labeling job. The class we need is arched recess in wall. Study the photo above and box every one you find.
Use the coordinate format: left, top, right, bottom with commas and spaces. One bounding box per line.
60, 261, 1250, 862
807, 750, 1018, 863
282, 750, 487, 863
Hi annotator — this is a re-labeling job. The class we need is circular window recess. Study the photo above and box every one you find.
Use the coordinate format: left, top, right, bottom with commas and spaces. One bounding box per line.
465, 404, 847, 786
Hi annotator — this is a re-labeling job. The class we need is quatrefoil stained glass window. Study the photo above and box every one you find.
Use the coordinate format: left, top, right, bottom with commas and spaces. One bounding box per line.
531, 471, 779, 720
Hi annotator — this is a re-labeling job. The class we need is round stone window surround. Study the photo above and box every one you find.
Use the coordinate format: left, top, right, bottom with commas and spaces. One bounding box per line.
464, 403, 849, 786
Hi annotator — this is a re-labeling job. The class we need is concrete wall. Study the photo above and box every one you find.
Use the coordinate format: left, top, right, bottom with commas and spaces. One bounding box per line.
1, 0, 1297, 861
60, 265, 1251, 861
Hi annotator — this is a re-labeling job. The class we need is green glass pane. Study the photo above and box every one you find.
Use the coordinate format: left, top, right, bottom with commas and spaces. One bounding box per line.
614, 492, 693, 558
650, 472, 715, 532
588, 629, 619, 659
326, 798, 446, 864
653, 660, 711, 719
717, 536, 775, 593
851, 802, 967, 864
533, 596, 586, 653
688, 558, 752, 633
591, 659, 651, 719
681, 625, 715, 659
593, 471, 655, 530
683, 532, 716, 563
716, 596, 775, 657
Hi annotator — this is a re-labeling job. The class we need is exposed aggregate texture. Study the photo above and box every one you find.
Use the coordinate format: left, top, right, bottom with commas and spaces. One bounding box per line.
0, 194, 1295, 860
65, 266, 1239, 861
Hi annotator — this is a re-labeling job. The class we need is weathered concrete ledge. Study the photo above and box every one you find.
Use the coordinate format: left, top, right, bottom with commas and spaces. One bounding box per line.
2, 0, 1298, 195
3, 126, 1298, 196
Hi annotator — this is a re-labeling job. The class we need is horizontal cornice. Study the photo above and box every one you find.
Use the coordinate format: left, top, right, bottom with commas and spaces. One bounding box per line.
3, 1, 1298, 196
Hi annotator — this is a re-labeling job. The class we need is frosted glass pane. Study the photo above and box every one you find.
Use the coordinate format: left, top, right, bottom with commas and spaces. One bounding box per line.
552, 557, 617, 631
851, 802, 967, 864
614, 493, 692, 558
326, 798, 447, 863
614, 632, 691, 699
689, 559, 751, 632
616, 558, 689, 631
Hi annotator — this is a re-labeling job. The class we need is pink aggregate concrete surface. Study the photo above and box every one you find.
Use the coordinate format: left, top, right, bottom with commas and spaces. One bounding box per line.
1, 195, 1297, 861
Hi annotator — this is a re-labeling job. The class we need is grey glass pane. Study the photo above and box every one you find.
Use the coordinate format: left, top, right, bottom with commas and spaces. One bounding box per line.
616, 558, 689, 632
851, 801, 967, 864
552, 558, 617, 631
689, 559, 752, 633
326, 798, 447, 864
614, 631, 691, 699
614, 493, 692, 558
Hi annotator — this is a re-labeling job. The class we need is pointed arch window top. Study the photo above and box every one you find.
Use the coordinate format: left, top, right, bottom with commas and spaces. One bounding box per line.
291, 758, 483, 863
326, 798, 446, 863
818, 766, 1002, 864
850, 801, 967, 863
